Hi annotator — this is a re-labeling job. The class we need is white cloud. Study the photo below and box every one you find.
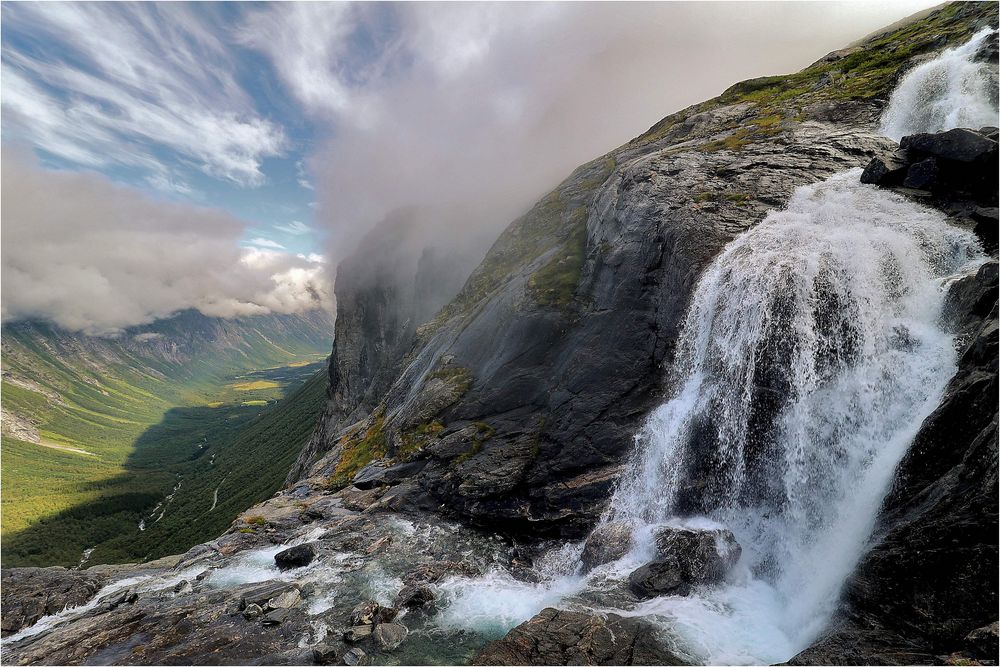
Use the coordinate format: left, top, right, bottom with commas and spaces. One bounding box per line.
1, 152, 331, 335
1, 3, 285, 187
240, 1, 942, 260
275, 220, 311, 236
247, 237, 286, 250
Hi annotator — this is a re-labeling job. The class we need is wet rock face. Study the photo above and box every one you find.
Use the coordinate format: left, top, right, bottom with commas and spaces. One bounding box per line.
627, 526, 741, 598
472, 607, 685, 665
0, 567, 109, 637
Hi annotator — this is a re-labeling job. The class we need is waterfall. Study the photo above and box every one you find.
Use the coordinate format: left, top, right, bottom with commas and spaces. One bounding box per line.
600, 170, 983, 663
880, 27, 999, 140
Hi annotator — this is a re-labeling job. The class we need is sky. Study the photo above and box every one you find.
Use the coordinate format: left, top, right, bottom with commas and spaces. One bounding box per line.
0, 1, 941, 334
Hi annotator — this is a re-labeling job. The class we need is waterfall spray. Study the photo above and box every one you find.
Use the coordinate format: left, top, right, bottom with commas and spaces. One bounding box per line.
880, 27, 999, 140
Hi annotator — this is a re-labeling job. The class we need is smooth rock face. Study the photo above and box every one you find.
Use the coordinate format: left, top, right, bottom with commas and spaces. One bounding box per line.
472, 607, 684, 665
274, 543, 315, 570
580, 522, 634, 572
0, 567, 109, 637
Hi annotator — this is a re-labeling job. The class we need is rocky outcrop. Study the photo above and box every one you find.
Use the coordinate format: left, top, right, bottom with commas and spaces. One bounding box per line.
1, 567, 109, 637
286, 209, 491, 483
472, 608, 684, 666
861, 126, 999, 252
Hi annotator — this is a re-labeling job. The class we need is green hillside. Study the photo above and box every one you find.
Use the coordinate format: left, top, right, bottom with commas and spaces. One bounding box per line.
1, 310, 332, 567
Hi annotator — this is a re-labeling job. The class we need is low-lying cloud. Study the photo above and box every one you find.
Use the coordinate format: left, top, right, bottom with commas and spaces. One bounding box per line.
243, 1, 940, 261
1, 151, 331, 335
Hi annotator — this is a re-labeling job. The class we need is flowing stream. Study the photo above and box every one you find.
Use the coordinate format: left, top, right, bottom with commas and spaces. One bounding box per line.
881, 27, 998, 139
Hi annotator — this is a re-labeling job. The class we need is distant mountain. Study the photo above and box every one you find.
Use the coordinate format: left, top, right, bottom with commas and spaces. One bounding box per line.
1, 308, 333, 567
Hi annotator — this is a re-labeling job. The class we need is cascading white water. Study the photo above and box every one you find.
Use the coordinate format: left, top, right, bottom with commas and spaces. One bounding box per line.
601, 170, 983, 663
880, 27, 998, 140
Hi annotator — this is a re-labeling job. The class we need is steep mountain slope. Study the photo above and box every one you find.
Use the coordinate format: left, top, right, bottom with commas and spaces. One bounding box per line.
295, 2, 996, 533
1, 5, 995, 666
1, 309, 332, 566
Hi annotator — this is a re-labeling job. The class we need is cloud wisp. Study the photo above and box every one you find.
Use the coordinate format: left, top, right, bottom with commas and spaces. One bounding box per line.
1, 152, 330, 335
1, 2, 285, 189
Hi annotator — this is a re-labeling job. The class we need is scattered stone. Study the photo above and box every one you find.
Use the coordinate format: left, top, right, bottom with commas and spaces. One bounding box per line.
473, 607, 684, 665
366, 535, 392, 555
268, 589, 302, 609
342, 647, 368, 666
349, 600, 380, 627
344, 625, 373, 642
394, 584, 435, 609
312, 644, 340, 666
374, 623, 408, 651
274, 544, 316, 570
243, 603, 263, 621
240, 581, 298, 610
261, 608, 291, 625
374, 606, 398, 624
580, 522, 633, 572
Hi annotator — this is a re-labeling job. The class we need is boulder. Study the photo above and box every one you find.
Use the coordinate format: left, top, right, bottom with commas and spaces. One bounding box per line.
312, 644, 341, 666
274, 544, 316, 570
472, 607, 684, 665
373, 623, 408, 651
349, 600, 381, 626
268, 589, 302, 609
352, 461, 391, 490
342, 647, 369, 666
240, 581, 299, 610
344, 625, 373, 642
902, 157, 940, 189
628, 526, 741, 599
628, 560, 689, 598
900, 128, 998, 164
243, 603, 263, 620
394, 584, 435, 608
860, 150, 911, 186
580, 522, 633, 572
652, 526, 741, 581
261, 608, 291, 625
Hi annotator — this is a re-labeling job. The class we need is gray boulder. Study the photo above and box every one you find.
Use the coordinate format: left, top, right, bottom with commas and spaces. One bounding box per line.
0, 567, 109, 637
579, 522, 633, 572
628, 526, 741, 599
373, 623, 408, 651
